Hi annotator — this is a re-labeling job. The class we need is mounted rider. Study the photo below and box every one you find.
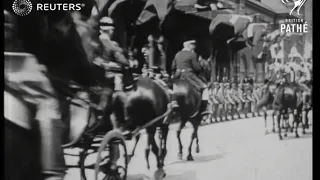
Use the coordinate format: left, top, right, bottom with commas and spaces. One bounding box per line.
95, 16, 134, 91
171, 40, 207, 93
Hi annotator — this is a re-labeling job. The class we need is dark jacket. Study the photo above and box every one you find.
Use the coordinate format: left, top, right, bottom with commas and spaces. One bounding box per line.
171, 50, 201, 73
172, 50, 206, 91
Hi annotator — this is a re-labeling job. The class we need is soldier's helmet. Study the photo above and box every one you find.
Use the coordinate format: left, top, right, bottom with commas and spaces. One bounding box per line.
224, 82, 230, 88
232, 83, 237, 88
214, 82, 219, 86
219, 82, 224, 87
238, 83, 243, 88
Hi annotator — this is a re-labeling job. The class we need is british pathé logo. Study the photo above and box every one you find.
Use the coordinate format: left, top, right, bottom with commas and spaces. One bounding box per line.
12, 0, 85, 16
280, 19, 308, 33
281, 0, 307, 16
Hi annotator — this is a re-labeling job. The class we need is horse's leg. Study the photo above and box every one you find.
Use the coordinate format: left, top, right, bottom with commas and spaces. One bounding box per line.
147, 129, 162, 168
192, 120, 201, 154
294, 110, 300, 138
187, 121, 199, 161
144, 132, 151, 169
276, 110, 283, 140
129, 134, 140, 162
177, 121, 186, 160
271, 111, 276, 133
264, 108, 268, 134
159, 125, 169, 166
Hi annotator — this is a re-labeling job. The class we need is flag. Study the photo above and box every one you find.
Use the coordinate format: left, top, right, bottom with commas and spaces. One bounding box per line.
209, 14, 252, 41
136, 0, 174, 26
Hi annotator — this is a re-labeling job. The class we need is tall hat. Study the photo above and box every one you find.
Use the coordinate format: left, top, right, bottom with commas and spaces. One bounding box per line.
99, 17, 115, 31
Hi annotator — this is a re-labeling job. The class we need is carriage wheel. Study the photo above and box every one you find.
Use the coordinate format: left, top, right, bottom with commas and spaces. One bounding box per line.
95, 130, 128, 180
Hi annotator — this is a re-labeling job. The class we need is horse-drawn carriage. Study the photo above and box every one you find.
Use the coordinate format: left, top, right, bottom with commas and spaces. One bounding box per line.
4, 51, 176, 180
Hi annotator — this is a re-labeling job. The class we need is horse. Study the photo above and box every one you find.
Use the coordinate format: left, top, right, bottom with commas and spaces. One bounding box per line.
110, 77, 170, 174
255, 80, 278, 134
171, 78, 209, 161
272, 81, 305, 140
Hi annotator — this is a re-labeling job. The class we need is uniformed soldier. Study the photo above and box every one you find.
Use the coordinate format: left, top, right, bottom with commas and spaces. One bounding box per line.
171, 40, 207, 93
209, 81, 220, 122
224, 82, 233, 120
230, 83, 241, 119
217, 82, 226, 121
96, 17, 133, 91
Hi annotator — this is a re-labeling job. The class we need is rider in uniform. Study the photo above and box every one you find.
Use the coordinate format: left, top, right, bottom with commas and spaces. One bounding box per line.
95, 16, 133, 91
171, 40, 207, 93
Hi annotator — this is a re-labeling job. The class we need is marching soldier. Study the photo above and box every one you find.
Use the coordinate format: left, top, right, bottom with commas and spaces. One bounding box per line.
217, 82, 226, 121
209, 82, 221, 122
224, 82, 234, 120
231, 83, 241, 119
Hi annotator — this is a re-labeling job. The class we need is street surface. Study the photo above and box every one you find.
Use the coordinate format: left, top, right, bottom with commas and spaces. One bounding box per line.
64, 111, 312, 180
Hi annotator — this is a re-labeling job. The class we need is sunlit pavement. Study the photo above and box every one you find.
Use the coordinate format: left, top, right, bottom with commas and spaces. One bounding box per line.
64, 111, 312, 180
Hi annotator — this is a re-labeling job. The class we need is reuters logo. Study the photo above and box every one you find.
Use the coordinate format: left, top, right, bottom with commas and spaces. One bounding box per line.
12, 0, 33, 16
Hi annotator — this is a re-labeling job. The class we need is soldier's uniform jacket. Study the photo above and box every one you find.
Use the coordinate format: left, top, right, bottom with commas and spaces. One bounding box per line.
224, 86, 233, 104
172, 49, 206, 91
252, 85, 260, 102
99, 37, 129, 67
230, 87, 240, 102
211, 86, 220, 104
217, 86, 225, 103
238, 86, 247, 102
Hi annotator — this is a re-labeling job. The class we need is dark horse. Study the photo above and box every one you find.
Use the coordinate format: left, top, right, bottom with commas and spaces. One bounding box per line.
111, 77, 170, 175
172, 79, 208, 161
255, 80, 278, 134
258, 81, 304, 140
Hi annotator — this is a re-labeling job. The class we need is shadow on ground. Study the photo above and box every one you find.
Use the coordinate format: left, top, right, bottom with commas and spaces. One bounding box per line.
167, 152, 227, 166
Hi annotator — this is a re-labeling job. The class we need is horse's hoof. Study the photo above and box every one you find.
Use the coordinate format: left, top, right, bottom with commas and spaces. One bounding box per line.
290, 128, 294, 133
177, 153, 183, 160
284, 133, 287, 137
306, 124, 309, 129
302, 131, 306, 135
272, 129, 276, 133
196, 146, 200, 153
279, 136, 283, 140
296, 134, 300, 138
187, 155, 194, 161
